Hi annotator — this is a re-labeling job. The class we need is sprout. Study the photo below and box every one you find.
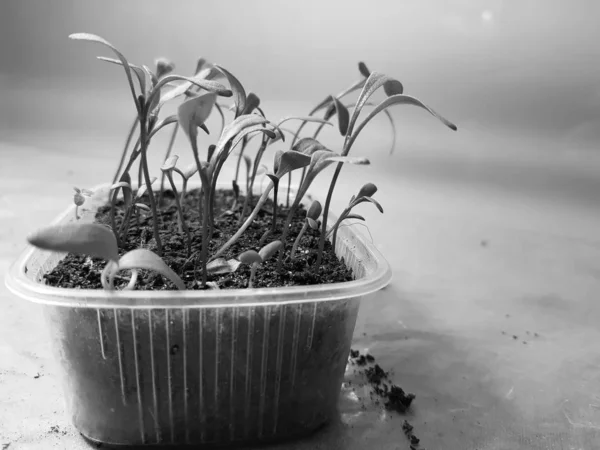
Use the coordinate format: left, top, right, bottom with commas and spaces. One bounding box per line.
290, 200, 322, 260
73, 187, 93, 219
328, 183, 383, 248
160, 155, 192, 256
238, 241, 283, 288
27, 223, 185, 290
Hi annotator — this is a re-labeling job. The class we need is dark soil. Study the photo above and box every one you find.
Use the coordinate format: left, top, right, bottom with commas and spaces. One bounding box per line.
348, 349, 421, 447
43, 189, 353, 290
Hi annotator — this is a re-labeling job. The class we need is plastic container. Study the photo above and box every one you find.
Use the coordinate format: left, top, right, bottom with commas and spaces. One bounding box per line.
5, 183, 392, 447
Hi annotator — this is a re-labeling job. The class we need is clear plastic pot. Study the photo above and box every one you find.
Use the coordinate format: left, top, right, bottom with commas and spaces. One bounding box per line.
5, 183, 392, 447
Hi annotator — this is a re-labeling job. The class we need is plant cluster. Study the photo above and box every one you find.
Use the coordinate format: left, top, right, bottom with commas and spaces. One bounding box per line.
27, 33, 456, 291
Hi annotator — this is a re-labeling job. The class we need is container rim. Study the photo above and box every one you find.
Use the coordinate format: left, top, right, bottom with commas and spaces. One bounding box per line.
5, 182, 392, 308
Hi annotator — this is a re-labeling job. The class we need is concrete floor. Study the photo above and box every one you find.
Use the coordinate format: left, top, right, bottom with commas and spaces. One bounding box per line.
2, 114, 600, 449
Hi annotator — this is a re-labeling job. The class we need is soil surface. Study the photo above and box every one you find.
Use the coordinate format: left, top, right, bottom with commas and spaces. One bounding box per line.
44, 189, 353, 290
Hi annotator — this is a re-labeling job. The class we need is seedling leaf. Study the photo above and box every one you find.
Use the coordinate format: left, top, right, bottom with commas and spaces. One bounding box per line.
307, 217, 319, 229
242, 92, 260, 115
74, 192, 85, 206
110, 181, 132, 191
206, 258, 241, 275
27, 223, 119, 262
274, 151, 311, 178
258, 240, 283, 261
330, 96, 350, 135
266, 173, 279, 186
135, 203, 150, 211
177, 92, 217, 143
346, 72, 401, 140
182, 163, 199, 180
155, 57, 175, 79
384, 79, 404, 96
355, 196, 384, 213
292, 137, 327, 155
307, 200, 322, 220
214, 64, 247, 118
239, 250, 262, 265
69, 33, 139, 107
351, 94, 457, 145
96, 56, 147, 93
118, 249, 185, 290
357, 182, 378, 198
345, 213, 366, 221
161, 155, 179, 172
136, 177, 157, 199
358, 61, 371, 78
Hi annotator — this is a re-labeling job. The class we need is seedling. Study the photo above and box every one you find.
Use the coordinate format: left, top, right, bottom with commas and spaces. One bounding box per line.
27, 223, 185, 290
160, 155, 192, 256
238, 241, 283, 288
290, 200, 322, 260
27, 32, 458, 292
327, 183, 383, 248
73, 187, 93, 219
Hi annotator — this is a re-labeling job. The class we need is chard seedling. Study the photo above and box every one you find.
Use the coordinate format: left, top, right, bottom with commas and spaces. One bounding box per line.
72, 32, 233, 256
327, 183, 383, 248
238, 240, 283, 288
109, 172, 132, 244
290, 200, 322, 260
277, 144, 371, 268
73, 187, 93, 219
315, 71, 457, 268
27, 223, 185, 290
160, 155, 192, 256
211, 150, 311, 261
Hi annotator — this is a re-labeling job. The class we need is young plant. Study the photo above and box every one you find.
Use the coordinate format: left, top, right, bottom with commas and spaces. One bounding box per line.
290, 200, 322, 260
315, 71, 457, 268
210, 150, 311, 261
238, 240, 283, 288
327, 183, 383, 248
160, 155, 192, 256
71, 32, 233, 257
73, 187, 93, 220
27, 223, 185, 290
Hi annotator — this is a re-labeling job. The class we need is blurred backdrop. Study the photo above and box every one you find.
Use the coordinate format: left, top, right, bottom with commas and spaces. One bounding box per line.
1, 0, 600, 208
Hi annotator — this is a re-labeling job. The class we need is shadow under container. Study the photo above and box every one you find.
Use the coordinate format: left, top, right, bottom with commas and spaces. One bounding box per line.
5, 192, 392, 447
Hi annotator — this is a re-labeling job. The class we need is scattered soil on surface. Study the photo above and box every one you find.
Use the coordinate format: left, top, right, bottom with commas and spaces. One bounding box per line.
348, 349, 421, 447
44, 189, 353, 290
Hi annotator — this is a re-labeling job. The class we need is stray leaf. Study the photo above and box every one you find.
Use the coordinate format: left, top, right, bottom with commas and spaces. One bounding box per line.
27, 223, 119, 262
206, 258, 241, 275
